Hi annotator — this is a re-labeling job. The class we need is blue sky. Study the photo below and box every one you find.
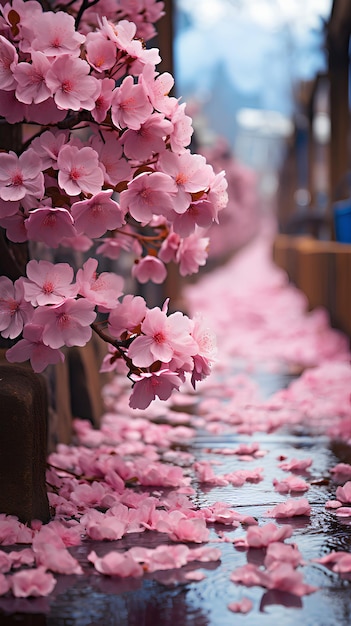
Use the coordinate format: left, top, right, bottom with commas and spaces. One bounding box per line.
174, 0, 333, 116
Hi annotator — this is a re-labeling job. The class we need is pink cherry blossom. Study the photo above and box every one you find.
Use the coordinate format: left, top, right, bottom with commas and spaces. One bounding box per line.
132, 256, 167, 285
336, 481, 351, 503
6, 323, 65, 372
76, 258, 124, 310
128, 306, 197, 367
0, 198, 20, 219
228, 598, 253, 614
129, 369, 184, 409
88, 550, 143, 578
0, 573, 10, 596
22, 259, 77, 306
0, 88, 26, 123
176, 233, 209, 277
140, 64, 174, 115
264, 542, 304, 569
0, 276, 33, 339
0, 212, 27, 243
46, 55, 99, 111
32, 298, 96, 349
278, 457, 313, 472
244, 522, 293, 548
108, 294, 147, 337
122, 113, 173, 161
265, 497, 311, 519
71, 190, 125, 238
158, 150, 213, 214
0, 149, 44, 202
168, 101, 194, 153
10, 566, 56, 598
85, 32, 117, 72
25, 207, 77, 247
111, 75, 153, 130
264, 562, 318, 596
120, 172, 177, 223
230, 563, 267, 588
14, 51, 52, 104
33, 543, 82, 575
30, 11, 85, 57
57, 145, 104, 196
90, 130, 131, 186
91, 77, 115, 123
173, 199, 215, 238
0, 35, 18, 91
30, 130, 69, 170
273, 475, 310, 494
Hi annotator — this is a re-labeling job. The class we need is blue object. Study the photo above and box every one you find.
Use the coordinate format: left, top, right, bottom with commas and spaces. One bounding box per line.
333, 198, 351, 243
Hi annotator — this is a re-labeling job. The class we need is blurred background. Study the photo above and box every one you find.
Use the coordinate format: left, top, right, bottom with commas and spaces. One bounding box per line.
156, 0, 351, 339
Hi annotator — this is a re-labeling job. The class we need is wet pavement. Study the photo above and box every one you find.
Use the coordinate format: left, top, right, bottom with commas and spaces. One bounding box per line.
1, 233, 351, 626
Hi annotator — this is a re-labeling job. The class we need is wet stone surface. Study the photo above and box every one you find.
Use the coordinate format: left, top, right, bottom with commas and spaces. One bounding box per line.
1, 409, 351, 626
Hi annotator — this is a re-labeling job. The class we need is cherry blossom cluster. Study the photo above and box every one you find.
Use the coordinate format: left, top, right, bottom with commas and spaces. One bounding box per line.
0, 0, 227, 406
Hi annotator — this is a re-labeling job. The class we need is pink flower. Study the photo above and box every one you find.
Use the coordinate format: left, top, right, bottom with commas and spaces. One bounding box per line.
90, 130, 131, 187
32, 298, 96, 349
14, 51, 52, 104
91, 77, 115, 123
155, 512, 210, 543
57, 145, 103, 196
129, 369, 184, 409
0, 573, 10, 596
265, 498, 311, 519
30, 130, 69, 170
33, 544, 82, 575
46, 55, 99, 111
88, 550, 143, 577
6, 324, 65, 372
245, 522, 293, 548
30, 11, 85, 57
120, 172, 177, 223
230, 563, 267, 587
85, 32, 116, 72
22, 259, 77, 306
176, 234, 209, 277
140, 64, 174, 115
71, 190, 125, 238
76, 258, 124, 310
278, 458, 313, 472
0, 149, 44, 202
25, 207, 77, 247
228, 598, 253, 614
128, 306, 197, 367
10, 566, 56, 597
111, 75, 153, 130
264, 542, 303, 569
158, 150, 213, 214
168, 101, 194, 153
173, 199, 215, 238
264, 562, 318, 596
273, 475, 310, 494
108, 294, 146, 338
0, 276, 33, 339
0, 198, 20, 219
0, 35, 18, 91
0, 212, 27, 243
122, 113, 173, 161
336, 481, 351, 503
85, 516, 127, 541
132, 256, 167, 285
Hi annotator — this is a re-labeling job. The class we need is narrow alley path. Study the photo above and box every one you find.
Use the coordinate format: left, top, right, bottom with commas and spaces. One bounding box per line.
1, 226, 351, 626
